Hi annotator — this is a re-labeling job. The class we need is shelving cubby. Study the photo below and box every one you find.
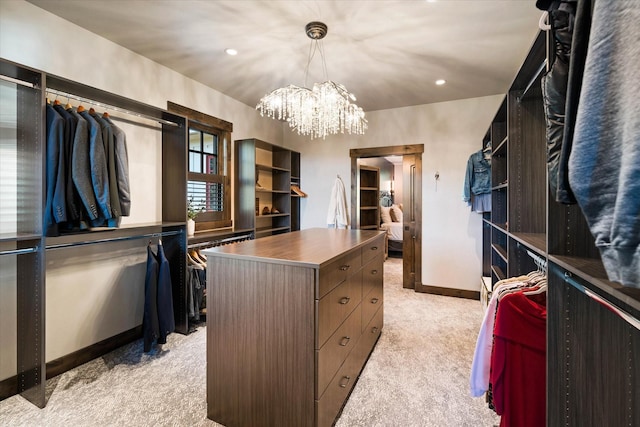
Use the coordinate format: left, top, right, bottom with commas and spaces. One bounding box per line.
234, 138, 300, 239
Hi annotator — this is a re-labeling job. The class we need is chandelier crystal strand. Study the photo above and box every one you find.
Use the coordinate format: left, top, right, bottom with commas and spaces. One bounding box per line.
255, 21, 367, 139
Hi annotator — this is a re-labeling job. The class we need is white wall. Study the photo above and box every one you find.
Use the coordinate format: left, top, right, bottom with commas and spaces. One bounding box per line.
285, 94, 504, 292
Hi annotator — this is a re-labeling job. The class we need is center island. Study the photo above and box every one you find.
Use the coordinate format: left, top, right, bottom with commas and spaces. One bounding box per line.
203, 228, 385, 427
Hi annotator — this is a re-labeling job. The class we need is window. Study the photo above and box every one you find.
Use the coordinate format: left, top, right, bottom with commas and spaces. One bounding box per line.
168, 102, 232, 230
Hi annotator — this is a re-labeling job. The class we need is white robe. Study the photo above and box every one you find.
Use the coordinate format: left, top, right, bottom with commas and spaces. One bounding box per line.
326, 177, 349, 229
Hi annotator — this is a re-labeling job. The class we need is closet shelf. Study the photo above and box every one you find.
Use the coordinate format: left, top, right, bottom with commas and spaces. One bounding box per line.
256, 226, 290, 236
256, 163, 289, 173
360, 206, 378, 210
0, 232, 41, 243
510, 232, 546, 255
492, 243, 508, 262
256, 189, 290, 194
491, 265, 506, 282
360, 186, 378, 191
256, 213, 290, 218
549, 255, 640, 310
45, 223, 183, 250
491, 222, 508, 233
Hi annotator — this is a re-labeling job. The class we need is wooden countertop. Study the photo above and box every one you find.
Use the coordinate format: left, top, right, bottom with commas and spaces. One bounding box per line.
202, 228, 384, 268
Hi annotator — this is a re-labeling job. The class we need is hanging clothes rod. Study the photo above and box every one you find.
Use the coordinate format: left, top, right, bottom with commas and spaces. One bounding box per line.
46, 230, 182, 250
0, 246, 38, 257
188, 233, 253, 249
0, 74, 37, 88
526, 250, 547, 272
563, 272, 640, 332
518, 60, 547, 102
45, 88, 180, 127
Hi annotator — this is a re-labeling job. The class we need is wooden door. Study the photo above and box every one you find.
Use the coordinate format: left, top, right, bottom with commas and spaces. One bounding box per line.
402, 154, 422, 290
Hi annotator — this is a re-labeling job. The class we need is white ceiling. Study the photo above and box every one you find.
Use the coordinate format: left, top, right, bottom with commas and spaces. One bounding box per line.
27, 0, 543, 112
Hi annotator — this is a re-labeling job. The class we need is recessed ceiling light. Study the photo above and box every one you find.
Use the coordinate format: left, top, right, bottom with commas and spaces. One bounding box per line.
435, 79, 446, 86
225, 48, 238, 56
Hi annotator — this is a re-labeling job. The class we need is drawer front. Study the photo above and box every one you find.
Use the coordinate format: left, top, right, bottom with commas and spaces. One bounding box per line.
316, 305, 362, 399
361, 235, 384, 264
356, 304, 383, 367
361, 255, 383, 300
316, 307, 383, 427
361, 277, 383, 333
317, 270, 363, 348
318, 249, 362, 299
315, 341, 366, 427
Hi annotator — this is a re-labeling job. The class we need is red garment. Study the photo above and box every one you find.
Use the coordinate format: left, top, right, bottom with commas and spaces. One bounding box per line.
490, 291, 546, 427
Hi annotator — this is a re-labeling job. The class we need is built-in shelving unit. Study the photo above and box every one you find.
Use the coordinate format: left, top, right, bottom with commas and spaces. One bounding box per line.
481, 30, 640, 425
0, 58, 189, 407
356, 165, 380, 230
234, 138, 301, 239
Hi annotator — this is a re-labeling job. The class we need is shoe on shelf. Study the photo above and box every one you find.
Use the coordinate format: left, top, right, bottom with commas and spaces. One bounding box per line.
271, 207, 280, 214
291, 185, 308, 197
262, 206, 270, 215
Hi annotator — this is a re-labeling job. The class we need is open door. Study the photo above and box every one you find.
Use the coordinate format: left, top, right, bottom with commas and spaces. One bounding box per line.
350, 145, 423, 291
402, 154, 422, 289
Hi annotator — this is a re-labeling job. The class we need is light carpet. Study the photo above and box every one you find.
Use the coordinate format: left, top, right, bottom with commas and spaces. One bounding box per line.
0, 258, 499, 426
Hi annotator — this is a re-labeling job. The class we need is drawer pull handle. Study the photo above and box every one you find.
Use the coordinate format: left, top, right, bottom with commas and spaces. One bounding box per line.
371, 246, 378, 251
340, 265, 350, 271
371, 270, 378, 275
371, 297, 379, 304
339, 376, 351, 388
339, 336, 351, 347
339, 297, 351, 305
371, 327, 379, 334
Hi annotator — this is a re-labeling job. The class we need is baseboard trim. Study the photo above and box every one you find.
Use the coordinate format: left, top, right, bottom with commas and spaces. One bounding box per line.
47, 325, 143, 378
0, 325, 142, 402
421, 285, 480, 300
0, 375, 18, 401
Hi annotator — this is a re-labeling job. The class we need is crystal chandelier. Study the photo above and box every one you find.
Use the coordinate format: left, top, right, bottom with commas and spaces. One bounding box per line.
256, 22, 367, 140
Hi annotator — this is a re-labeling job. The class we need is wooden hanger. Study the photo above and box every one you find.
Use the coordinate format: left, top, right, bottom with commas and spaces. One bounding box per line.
89, 107, 96, 114
103, 111, 109, 118
187, 252, 204, 270
53, 99, 61, 106
77, 105, 85, 113
189, 250, 206, 266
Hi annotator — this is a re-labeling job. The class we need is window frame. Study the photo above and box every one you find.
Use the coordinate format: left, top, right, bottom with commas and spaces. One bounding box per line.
168, 102, 233, 231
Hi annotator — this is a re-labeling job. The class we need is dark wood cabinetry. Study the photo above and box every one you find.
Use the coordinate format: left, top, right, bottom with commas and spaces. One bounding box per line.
204, 228, 385, 427
0, 58, 189, 406
357, 165, 380, 230
234, 138, 301, 238
482, 31, 640, 425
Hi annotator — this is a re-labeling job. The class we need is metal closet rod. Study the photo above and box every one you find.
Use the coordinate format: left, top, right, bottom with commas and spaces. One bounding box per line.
563, 271, 640, 331
188, 233, 253, 249
526, 249, 547, 272
46, 229, 183, 250
519, 60, 547, 101
0, 247, 38, 257
0, 74, 37, 88
45, 88, 180, 127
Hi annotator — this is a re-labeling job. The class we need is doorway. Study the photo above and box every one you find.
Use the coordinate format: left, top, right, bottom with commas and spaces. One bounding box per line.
350, 145, 423, 290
